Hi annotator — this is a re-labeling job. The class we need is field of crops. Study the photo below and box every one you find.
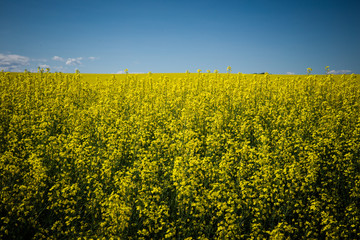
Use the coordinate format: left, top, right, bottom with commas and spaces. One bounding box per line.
1, 71, 360, 239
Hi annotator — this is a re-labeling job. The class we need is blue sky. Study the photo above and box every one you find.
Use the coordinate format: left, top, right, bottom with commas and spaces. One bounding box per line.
1, 0, 359, 74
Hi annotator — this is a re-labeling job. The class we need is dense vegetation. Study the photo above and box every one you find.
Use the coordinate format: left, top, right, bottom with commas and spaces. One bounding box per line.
1, 71, 360, 239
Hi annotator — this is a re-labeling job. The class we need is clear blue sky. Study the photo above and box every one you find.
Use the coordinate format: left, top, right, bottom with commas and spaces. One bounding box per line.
1, 0, 359, 74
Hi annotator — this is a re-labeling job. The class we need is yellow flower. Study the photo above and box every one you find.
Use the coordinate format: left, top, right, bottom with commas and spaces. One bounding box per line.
227, 66, 232, 73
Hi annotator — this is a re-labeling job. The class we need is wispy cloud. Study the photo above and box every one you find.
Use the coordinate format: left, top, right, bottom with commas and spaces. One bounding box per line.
116, 70, 144, 74
0, 53, 30, 71
32, 58, 48, 63
88, 56, 96, 60
286, 72, 295, 75
329, 70, 352, 75
39, 64, 50, 69
52, 66, 65, 72
52, 56, 64, 61
66, 57, 83, 65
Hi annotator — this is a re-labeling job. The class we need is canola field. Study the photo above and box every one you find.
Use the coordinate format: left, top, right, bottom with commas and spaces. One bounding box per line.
1, 71, 360, 239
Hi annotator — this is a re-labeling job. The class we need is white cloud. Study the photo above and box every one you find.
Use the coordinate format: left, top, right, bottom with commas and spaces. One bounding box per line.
88, 56, 96, 60
66, 57, 83, 65
286, 72, 295, 75
52, 56, 64, 61
32, 58, 47, 62
52, 66, 65, 72
329, 70, 351, 75
39, 64, 50, 69
116, 71, 144, 74
0, 53, 30, 71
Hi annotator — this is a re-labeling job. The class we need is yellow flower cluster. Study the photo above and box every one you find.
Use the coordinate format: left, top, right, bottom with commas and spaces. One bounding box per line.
1, 71, 360, 239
